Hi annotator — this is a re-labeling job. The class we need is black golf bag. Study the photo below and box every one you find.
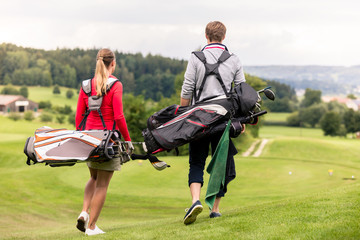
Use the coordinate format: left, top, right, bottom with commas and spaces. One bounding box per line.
142, 82, 265, 154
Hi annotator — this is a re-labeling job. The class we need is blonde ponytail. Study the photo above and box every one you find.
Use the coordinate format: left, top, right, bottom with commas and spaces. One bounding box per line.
94, 49, 115, 97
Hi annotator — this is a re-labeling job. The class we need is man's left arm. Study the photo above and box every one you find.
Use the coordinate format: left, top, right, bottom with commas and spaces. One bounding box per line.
232, 55, 246, 132
233, 55, 246, 85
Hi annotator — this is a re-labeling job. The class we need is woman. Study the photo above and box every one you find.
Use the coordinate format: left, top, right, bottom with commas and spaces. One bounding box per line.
75, 48, 131, 236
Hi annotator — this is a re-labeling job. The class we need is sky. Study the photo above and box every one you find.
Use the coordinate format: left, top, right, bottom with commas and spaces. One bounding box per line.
1, 0, 359, 66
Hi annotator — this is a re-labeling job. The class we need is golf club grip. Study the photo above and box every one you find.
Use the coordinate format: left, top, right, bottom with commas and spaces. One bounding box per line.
251, 110, 267, 118
131, 153, 148, 160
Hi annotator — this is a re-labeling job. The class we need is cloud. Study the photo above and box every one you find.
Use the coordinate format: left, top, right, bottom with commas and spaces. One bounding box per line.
1, 0, 360, 65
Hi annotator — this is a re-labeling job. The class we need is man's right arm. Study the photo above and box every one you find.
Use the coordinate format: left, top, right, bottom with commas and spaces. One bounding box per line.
180, 97, 190, 106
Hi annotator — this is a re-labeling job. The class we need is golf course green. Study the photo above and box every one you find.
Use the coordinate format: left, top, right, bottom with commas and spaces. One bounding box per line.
0, 115, 359, 239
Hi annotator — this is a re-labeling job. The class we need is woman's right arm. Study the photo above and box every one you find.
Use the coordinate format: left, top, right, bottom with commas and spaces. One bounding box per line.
112, 82, 131, 141
75, 89, 87, 130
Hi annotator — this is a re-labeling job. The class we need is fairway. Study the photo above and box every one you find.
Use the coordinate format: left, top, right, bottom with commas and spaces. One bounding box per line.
0, 116, 359, 239
0, 85, 78, 110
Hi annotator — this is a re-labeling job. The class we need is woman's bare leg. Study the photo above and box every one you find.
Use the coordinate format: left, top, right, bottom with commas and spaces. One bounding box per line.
82, 167, 98, 213
87, 170, 114, 230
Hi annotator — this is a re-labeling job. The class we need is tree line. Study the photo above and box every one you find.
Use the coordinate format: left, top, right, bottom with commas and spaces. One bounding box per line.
3, 43, 358, 138
0, 43, 186, 101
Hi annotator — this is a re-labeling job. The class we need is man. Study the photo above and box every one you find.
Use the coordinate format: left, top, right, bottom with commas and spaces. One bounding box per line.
180, 21, 246, 225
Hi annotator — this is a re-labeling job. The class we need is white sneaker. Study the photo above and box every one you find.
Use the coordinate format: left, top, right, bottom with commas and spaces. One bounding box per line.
76, 211, 89, 232
85, 225, 105, 236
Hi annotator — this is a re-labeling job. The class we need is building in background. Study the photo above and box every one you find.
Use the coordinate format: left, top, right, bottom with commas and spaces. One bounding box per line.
0, 95, 38, 113
322, 96, 359, 111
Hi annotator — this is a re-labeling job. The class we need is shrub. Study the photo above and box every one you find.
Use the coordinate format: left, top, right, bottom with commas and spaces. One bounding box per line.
62, 105, 72, 114
56, 115, 65, 124
53, 105, 72, 114
53, 85, 61, 94
68, 112, 76, 126
66, 89, 74, 99
40, 112, 53, 122
8, 112, 22, 121
1, 85, 19, 95
39, 100, 52, 109
24, 111, 35, 121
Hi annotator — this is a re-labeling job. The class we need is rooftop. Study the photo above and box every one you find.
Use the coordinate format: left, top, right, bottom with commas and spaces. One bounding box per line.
0, 95, 22, 105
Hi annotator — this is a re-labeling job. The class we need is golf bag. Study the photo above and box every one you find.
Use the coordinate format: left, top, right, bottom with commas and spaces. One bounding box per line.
24, 126, 130, 167
24, 77, 132, 167
142, 82, 263, 154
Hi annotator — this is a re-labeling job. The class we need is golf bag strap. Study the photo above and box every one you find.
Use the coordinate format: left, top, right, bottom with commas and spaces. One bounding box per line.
193, 51, 206, 64
81, 79, 92, 97
97, 109, 107, 130
81, 77, 120, 96
77, 110, 90, 130
192, 51, 232, 103
79, 77, 120, 130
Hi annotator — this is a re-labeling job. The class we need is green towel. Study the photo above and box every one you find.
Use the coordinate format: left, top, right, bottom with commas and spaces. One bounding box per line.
205, 120, 231, 210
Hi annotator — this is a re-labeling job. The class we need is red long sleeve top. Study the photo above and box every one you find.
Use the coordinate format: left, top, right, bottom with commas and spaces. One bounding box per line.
75, 76, 131, 141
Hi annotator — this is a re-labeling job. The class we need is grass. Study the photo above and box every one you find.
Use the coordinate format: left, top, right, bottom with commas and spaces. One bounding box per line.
0, 116, 360, 239
0, 85, 78, 109
263, 112, 291, 125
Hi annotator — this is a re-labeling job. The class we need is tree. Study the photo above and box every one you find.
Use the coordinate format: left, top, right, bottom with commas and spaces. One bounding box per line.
245, 74, 267, 137
299, 104, 327, 128
245, 74, 267, 90
2, 51, 29, 74
344, 109, 360, 136
53, 85, 61, 94
3, 74, 12, 84
42, 70, 53, 86
118, 59, 136, 93
266, 80, 297, 101
320, 111, 341, 136
286, 111, 301, 126
326, 100, 347, 115
122, 94, 148, 141
1, 85, 19, 95
301, 88, 322, 108
265, 97, 294, 112
63, 65, 77, 88
19, 86, 28, 98
347, 93, 357, 99
0, 44, 187, 94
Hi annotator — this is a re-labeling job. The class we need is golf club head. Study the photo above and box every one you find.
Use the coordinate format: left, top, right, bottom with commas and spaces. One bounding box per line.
148, 154, 170, 170
264, 89, 275, 101
151, 161, 170, 171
